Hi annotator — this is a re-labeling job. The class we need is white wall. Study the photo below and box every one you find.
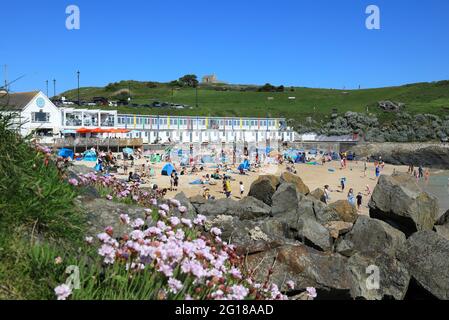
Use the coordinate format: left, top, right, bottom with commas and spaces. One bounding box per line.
20, 92, 62, 136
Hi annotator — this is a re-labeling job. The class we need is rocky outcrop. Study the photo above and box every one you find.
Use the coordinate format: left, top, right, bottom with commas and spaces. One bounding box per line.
338, 216, 406, 257
75, 195, 147, 236
349, 143, 449, 169
315, 200, 358, 224
248, 175, 280, 205
378, 100, 404, 112
296, 217, 332, 251
397, 231, 449, 299
280, 171, 310, 195
246, 244, 352, 296
347, 252, 410, 300
310, 188, 325, 203
369, 173, 439, 236
323, 221, 353, 239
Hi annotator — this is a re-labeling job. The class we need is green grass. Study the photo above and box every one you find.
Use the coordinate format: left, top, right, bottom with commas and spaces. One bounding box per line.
0, 112, 86, 299
61, 80, 449, 124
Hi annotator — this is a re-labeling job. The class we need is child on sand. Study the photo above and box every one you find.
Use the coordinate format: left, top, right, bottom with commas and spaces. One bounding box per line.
239, 181, 245, 198
356, 192, 363, 211
365, 185, 371, 196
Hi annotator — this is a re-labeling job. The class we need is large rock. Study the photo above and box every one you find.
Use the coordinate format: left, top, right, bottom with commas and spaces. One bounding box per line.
280, 171, 310, 195
347, 252, 410, 300
189, 194, 207, 213
246, 244, 352, 296
397, 230, 449, 299
271, 183, 300, 216
369, 173, 439, 236
173, 192, 196, 219
310, 188, 326, 203
297, 217, 332, 251
248, 175, 280, 205
318, 200, 358, 223
435, 209, 449, 226
75, 195, 147, 236
204, 215, 284, 255
323, 221, 353, 239
197, 196, 270, 220
338, 216, 406, 257
236, 196, 271, 220
197, 198, 238, 216
434, 225, 449, 241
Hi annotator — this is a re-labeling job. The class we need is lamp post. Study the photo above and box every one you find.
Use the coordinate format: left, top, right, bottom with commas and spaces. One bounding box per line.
53, 79, 56, 97
77, 70, 80, 106
45, 80, 48, 97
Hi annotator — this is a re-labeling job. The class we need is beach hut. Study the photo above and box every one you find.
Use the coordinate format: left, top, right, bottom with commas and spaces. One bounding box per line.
58, 148, 74, 159
161, 163, 175, 176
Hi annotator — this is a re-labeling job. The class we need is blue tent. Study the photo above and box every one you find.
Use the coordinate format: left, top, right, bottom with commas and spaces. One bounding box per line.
83, 150, 97, 162
123, 148, 134, 155
161, 163, 175, 176
58, 148, 74, 159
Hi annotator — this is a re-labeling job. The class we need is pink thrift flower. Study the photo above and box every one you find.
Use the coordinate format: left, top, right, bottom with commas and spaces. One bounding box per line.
169, 217, 180, 226
306, 287, 317, 298
286, 280, 295, 290
168, 278, 183, 294
159, 204, 169, 212
181, 218, 192, 228
68, 178, 79, 186
120, 214, 130, 225
54, 284, 72, 300
210, 227, 222, 236
178, 206, 187, 214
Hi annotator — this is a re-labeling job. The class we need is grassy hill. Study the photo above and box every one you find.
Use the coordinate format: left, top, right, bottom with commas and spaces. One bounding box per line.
61, 80, 449, 124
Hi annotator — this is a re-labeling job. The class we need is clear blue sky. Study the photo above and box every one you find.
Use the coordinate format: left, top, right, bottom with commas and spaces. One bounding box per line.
1, 0, 448, 93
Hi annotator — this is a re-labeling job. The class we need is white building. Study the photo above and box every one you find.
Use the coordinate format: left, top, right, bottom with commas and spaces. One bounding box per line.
1, 91, 296, 144
0, 91, 62, 143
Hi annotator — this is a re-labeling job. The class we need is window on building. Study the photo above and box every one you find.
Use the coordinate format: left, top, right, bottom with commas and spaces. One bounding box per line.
32, 111, 50, 123
166, 131, 170, 137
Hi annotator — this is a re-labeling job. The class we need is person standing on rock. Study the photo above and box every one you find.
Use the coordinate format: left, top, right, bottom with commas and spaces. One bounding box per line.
375, 165, 380, 179
324, 185, 331, 204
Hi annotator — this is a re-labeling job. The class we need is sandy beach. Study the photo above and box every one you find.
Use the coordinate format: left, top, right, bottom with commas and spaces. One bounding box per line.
75, 156, 415, 216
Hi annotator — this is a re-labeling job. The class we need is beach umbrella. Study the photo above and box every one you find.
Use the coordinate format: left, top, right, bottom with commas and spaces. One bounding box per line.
76, 128, 91, 134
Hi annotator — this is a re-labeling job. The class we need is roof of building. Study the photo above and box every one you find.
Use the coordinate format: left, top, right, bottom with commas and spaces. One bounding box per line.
0, 91, 39, 111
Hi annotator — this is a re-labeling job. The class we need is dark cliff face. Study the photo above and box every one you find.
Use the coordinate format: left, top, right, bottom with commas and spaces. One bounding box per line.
370, 146, 449, 169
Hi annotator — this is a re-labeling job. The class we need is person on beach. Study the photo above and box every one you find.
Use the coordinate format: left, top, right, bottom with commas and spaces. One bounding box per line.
418, 165, 424, 179
324, 185, 331, 204
347, 188, 355, 206
375, 165, 380, 178
340, 178, 346, 191
365, 184, 371, 196
356, 192, 363, 211
169, 172, 174, 191
224, 178, 232, 198
363, 159, 368, 177
173, 173, 179, 191
424, 169, 430, 183
239, 181, 245, 198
